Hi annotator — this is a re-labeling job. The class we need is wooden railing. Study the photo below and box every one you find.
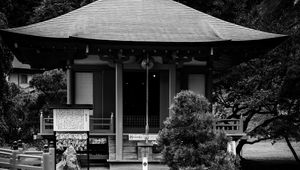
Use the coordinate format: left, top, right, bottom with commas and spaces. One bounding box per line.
0, 140, 54, 170
90, 113, 114, 133
40, 112, 243, 135
40, 114, 53, 134
39, 112, 114, 134
214, 119, 244, 135
123, 115, 160, 128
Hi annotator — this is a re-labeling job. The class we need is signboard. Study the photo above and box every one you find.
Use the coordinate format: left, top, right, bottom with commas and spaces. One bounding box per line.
53, 109, 90, 131
56, 133, 88, 152
55, 132, 89, 169
128, 134, 158, 141
89, 137, 107, 144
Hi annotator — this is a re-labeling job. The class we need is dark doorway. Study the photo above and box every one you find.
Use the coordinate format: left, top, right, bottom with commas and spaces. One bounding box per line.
123, 71, 160, 132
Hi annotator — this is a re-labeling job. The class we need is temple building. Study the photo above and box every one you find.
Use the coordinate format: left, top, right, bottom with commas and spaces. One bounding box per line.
7, 57, 43, 89
0, 0, 286, 169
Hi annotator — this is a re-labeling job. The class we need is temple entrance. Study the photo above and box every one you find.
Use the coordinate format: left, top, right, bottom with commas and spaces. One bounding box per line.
123, 71, 160, 133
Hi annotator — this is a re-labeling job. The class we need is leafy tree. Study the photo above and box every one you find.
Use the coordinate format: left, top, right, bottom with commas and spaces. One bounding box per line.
211, 0, 300, 162
28, 0, 77, 23
28, 0, 96, 24
176, 0, 300, 163
0, 83, 30, 144
177, 0, 259, 25
30, 69, 67, 115
0, 12, 14, 144
0, 69, 66, 145
0, 0, 42, 27
0, 0, 96, 26
8, 85, 41, 142
158, 91, 238, 170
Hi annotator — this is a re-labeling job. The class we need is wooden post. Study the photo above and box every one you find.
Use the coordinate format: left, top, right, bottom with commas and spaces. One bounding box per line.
49, 141, 55, 170
17, 140, 23, 153
10, 141, 18, 170
169, 65, 176, 109
42, 144, 50, 170
115, 63, 123, 160
40, 112, 44, 134
110, 112, 114, 133
66, 60, 73, 104
227, 137, 236, 155
206, 47, 214, 102
239, 116, 244, 133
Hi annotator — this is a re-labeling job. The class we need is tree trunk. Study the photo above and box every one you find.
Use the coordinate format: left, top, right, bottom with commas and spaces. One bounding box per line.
236, 139, 247, 160
284, 135, 300, 163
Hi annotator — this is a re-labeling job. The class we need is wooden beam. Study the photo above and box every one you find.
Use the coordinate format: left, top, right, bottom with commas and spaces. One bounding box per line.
115, 63, 123, 160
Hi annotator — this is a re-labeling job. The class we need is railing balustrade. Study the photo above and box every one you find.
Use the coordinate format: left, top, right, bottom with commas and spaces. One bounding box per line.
39, 111, 243, 135
39, 112, 114, 134
90, 113, 114, 133
0, 141, 54, 170
213, 119, 244, 135
123, 115, 160, 128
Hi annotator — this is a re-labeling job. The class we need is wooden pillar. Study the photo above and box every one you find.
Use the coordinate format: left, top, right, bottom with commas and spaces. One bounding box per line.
40, 112, 44, 134
115, 63, 123, 160
206, 48, 214, 102
227, 137, 236, 155
169, 66, 176, 109
66, 60, 73, 104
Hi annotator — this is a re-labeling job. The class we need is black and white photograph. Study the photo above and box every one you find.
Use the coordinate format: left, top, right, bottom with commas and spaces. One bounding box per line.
0, 0, 299, 170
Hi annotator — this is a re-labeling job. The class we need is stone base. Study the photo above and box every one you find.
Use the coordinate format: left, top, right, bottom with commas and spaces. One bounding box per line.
109, 162, 169, 170
137, 142, 153, 160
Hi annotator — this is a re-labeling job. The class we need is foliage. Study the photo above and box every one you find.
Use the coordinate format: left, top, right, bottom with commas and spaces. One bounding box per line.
28, 0, 96, 24
210, 0, 300, 162
0, 16, 14, 144
10, 87, 41, 142
30, 69, 67, 115
0, 0, 42, 27
177, 0, 260, 25
0, 83, 36, 143
158, 91, 239, 170
0, 12, 8, 28
28, 0, 78, 23
0, 0, 97, 27
0, 69, 66, 144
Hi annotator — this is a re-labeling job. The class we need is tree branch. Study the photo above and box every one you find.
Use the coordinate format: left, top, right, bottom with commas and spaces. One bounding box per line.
250, 116, 283, 134
243, 110, 256, 131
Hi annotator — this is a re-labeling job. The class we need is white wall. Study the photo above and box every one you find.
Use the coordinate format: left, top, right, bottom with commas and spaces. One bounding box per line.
75, 72, 93, 104
8, 73, 33, 89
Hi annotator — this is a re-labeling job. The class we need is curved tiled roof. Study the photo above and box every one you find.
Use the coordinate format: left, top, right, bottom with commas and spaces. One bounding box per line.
2, 0, 286, 43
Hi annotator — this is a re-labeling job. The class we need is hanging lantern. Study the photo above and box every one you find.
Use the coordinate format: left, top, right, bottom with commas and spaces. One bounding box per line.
140, 57, 154, 70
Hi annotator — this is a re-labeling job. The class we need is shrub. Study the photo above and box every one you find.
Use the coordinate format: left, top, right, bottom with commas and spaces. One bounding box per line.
158, 90, 239, 170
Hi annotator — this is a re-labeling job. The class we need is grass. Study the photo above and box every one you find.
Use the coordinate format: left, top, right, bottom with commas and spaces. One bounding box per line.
242, 141, 300, 160
241, 141, 300, 170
